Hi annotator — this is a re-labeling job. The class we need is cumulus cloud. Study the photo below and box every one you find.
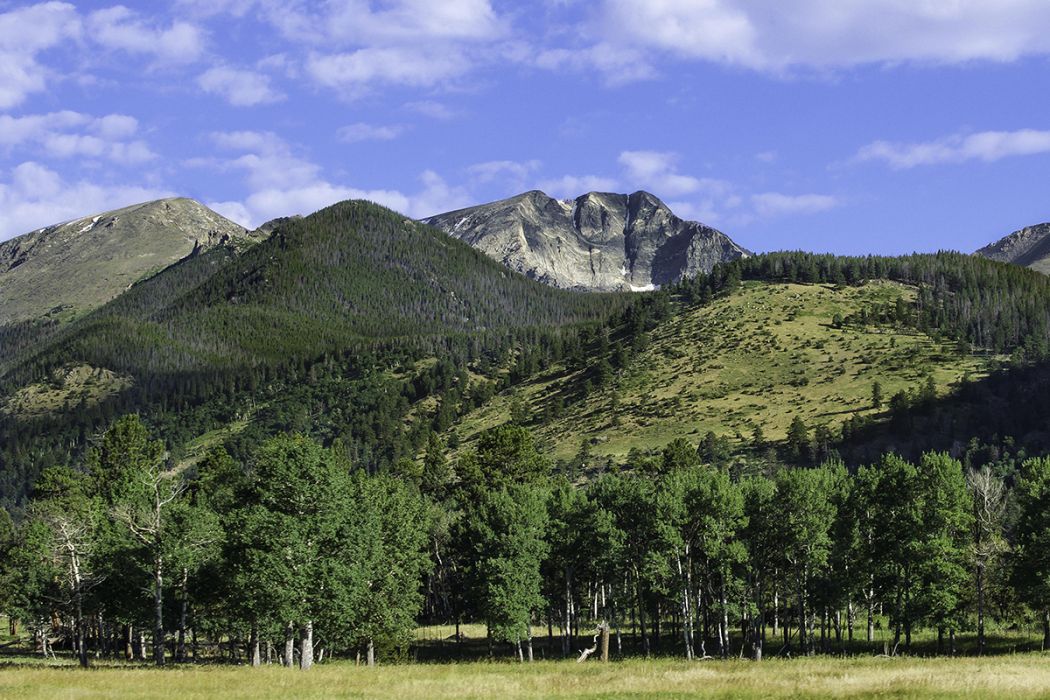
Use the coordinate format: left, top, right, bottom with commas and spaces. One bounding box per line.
196, 131, 469, 227
86, 6, 205, 64
597, 0, 1050, 73
337, 123, 406, 143
198, 66, 284, 106
0, 161, 174, 240
404, 100, 457, 120
750, 192, 839, 218
0, 2, 81, 108
0, 111, 155, 165
468, 159, 541, 183
538, 149, 839, 225
216, 1, 510, 96
618, 150, 730, 198
856, 129, 1050, 169
253, 0, 506, 46
307, 47, 472, 95
536, 174, 621, 199
534, 43, 656, 85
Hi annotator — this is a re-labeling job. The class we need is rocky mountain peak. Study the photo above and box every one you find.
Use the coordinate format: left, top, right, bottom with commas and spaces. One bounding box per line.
422, 190, 748, 292
976, 222, 1050, 274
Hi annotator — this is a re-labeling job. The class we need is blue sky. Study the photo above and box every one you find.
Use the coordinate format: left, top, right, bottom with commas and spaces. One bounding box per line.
1, 1, 1049, 256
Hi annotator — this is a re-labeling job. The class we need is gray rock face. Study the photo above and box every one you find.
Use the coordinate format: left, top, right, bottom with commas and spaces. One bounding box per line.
422, 190, 748, 291
0, 198, 262, 324
976, 223, 1050, 274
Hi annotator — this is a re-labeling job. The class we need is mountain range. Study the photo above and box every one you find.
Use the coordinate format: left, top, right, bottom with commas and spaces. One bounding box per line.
2, 190, 1042, 332
2, 190, 1050, 510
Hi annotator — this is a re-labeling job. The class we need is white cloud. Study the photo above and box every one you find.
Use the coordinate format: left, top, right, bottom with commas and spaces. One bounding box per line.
205, 131, 320, 190
233, 1, 508, 96
594, 0, 1050, 74
41, 133, 155, 165
468, 159, 541, 187
92, 114, 139, 140
750, 192, 839, 218
404, 100, 457, 120
0, 111, 155, 165
537, 174, 620, 199
534, 42, 656, 85
0, 161, 174, 240
856, 129, 1050, 169
409, 170, 473, 218
252, 0, 506, 46
195, 131, 468, 227
337, 122, 405, 143
537, 150, 839, 225
618, 150, 730, 198
175, 0, 258, 18
0, 2, 81, 108
86, 6, 205, 64
307, 47, 471, 95
210, 130, 284, 153
198, 66, 284, 106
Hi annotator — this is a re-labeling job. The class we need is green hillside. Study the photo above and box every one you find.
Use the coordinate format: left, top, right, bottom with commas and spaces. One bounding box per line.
453, 280, 993, 462
6, 200, 622, 381
5, 238, 1050, 508
0, 200, 625, 507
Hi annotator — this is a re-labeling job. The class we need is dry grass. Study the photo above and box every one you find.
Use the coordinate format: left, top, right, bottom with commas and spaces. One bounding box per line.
454, 281, 991, 462
3, 655, 1050, 699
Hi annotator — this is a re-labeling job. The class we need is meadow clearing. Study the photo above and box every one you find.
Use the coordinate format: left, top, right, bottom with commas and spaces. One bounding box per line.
4, 654, 1050, 699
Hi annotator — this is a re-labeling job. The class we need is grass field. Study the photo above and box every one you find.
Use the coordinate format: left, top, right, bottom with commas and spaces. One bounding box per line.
454, 281, 991, 462
3, 655, 1050, 699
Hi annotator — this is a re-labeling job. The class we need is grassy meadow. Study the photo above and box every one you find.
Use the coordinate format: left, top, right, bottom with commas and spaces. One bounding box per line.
455, 281, 990, 462
4, 655, 1050, 699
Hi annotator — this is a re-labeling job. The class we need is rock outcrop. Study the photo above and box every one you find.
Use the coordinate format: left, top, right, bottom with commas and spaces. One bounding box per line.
422, 190, 748, 291
976, 223, 1050, 274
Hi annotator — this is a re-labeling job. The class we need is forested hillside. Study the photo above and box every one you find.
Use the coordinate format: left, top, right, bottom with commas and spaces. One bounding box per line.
6, 239, 1050, 508
0, 200, 626, 508
6, 230, 1050, 669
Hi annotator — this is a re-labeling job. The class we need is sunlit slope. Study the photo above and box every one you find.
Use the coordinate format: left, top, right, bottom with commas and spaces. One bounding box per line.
453, 281, 991, 461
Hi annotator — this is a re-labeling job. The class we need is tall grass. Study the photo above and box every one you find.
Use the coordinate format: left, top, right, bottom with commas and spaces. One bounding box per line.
3, 656, 1050, 699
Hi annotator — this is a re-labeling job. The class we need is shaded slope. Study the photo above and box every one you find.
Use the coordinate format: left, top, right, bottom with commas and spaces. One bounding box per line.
7, 199, 625, 382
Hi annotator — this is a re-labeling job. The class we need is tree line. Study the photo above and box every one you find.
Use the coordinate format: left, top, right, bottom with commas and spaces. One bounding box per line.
5, 416, 1050, 667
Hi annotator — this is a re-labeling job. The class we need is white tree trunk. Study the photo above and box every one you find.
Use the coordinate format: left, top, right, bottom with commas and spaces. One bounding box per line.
300, 620, 314, 670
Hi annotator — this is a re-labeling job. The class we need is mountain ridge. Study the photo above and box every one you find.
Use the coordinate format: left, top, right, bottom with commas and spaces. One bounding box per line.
0, 197, 262, 324
422, 189, 749, 291
976, 222, 1050, 273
